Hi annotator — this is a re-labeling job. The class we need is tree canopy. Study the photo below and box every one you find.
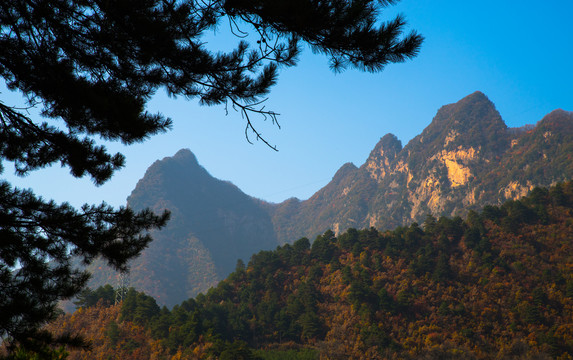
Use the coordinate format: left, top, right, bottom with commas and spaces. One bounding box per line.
0, 0, 421, 353
47, 181, 573, 359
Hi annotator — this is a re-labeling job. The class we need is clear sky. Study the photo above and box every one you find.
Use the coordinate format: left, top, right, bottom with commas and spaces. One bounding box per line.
2, 0, 573, 208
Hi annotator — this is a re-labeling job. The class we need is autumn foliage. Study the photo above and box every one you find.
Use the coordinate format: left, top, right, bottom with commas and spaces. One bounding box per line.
48, 182, 573, 359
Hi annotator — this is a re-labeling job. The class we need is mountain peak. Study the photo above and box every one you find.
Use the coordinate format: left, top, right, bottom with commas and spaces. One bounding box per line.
533, 109, 573, 135
170, 148, 199, 165
435, 91, 500, 128
120, 148, 279, 306
372, 133, 402, 156
540, 108, 572, 124
415, 91, 508, 153
362, 133, 402, 181
332, 162, 358, 182
461, 90, 488, 102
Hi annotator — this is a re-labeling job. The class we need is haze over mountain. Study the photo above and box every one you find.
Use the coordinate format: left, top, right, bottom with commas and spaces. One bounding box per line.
88, 150, 278, 307
87, 91, 573, 307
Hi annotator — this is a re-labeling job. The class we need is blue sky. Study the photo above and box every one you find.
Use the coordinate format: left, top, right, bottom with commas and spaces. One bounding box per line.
2, 0, 573, 208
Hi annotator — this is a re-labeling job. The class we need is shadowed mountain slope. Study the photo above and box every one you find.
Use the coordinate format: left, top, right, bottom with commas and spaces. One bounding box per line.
87, 149, 278, 307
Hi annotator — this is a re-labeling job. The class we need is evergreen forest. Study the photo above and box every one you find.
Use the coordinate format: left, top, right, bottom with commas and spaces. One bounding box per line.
39, 181, 573, 359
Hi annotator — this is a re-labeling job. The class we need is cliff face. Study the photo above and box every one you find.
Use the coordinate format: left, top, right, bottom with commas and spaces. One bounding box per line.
363, 133, 403, 181
382, 91, 510, 225
270, 92, 573, 242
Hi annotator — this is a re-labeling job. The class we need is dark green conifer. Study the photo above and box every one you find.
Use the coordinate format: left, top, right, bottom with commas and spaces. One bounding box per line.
0, 0, 421, 351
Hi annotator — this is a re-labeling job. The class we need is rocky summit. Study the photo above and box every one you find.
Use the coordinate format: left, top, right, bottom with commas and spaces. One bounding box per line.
270, 91, 573, 242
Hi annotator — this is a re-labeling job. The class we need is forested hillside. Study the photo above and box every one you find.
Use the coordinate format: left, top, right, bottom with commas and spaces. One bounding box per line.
51, 181, 573, 359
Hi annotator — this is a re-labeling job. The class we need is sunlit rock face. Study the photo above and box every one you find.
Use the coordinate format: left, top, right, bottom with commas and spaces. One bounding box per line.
87, 93, 573, 308
364, 133, 403, 181
271, 92, 573, 242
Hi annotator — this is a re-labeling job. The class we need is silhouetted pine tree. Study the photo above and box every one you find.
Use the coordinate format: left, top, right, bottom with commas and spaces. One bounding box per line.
0, 0, 421, 353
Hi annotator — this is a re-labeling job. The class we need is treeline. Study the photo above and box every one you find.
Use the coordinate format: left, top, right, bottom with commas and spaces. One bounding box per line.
49, 181, 573, 359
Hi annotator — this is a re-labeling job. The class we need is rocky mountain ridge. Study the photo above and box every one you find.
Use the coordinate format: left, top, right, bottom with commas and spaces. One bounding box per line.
270, 91, 573, 243
87, 91, 573, 307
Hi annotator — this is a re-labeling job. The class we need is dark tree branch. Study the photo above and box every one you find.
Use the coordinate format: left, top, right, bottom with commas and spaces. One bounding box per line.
0, 0, 421, 352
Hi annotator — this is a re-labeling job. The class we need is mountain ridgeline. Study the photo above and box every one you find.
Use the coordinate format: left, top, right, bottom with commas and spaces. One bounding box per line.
88, 91, 573, 307
269, 91, 573, 242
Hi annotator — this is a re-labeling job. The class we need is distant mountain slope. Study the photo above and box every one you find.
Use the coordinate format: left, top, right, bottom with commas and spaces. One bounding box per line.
87, 149, 278, 307
269, 92, 573, 243
87, 92, 573, 307
54, 181, 573, 359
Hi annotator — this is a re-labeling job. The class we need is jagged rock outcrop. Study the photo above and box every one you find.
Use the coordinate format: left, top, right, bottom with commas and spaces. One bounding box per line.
270, 92, 573, 242
363, 133, 403, 181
